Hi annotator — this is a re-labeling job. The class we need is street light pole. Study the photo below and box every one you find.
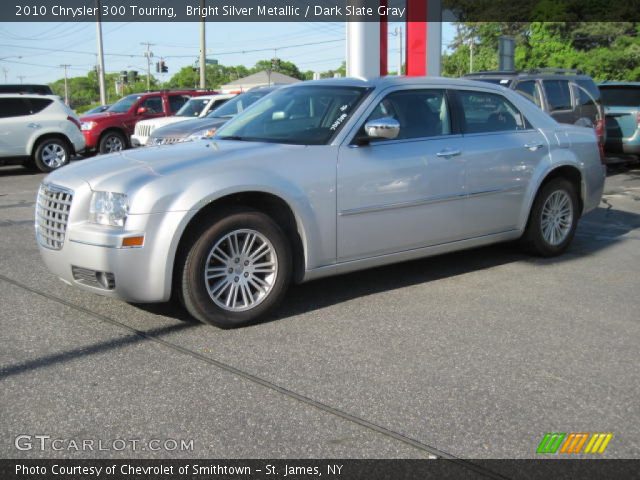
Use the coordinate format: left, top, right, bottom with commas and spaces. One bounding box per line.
95, 0, 107, 105
199, 0, 206, 89
60, 64, 70, 105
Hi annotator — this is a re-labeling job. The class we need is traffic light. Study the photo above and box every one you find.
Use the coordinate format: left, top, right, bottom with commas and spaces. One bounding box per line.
155, 62, 160, 73
160, 60, 168, 73
129, 71, 138, 83
120, 70, 129, 84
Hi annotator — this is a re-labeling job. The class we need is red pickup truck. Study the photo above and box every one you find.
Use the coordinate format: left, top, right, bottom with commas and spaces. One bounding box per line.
80, 90, 216, 154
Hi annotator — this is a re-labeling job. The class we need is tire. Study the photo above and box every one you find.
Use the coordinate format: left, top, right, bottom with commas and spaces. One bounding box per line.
521, 178, 579, 257
98, 130, 126, 154
32, 137, 71, 172
179, 208, 292, 328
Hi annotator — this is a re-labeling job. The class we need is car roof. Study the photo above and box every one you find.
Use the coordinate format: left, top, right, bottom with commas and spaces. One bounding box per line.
285, 76, 510, 91
466, 71, 594, 81
0, 93, 61, 100
599, 82, 640, 87
188, 93, 236, 100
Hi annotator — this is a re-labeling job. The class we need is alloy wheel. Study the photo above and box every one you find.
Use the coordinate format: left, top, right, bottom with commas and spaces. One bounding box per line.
540, 190, 573, 246
203, 229, 278, 312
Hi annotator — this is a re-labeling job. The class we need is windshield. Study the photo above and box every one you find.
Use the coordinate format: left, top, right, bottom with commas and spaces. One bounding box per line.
601, 87, 640, 107
176, 97, 211, 117
207, 90, 269, 119
107, 94, 141, 113
215, 86, 369, 145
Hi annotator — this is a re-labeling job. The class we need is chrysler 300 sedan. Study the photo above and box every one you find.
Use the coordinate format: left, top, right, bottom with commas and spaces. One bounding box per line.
36, 77, 605, 328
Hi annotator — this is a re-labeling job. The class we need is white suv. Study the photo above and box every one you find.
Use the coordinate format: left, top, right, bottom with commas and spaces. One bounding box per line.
0, 94, 85, 172
131, 93, 235, 147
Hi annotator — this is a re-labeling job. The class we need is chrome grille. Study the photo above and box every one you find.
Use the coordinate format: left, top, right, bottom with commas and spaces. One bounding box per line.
135, 123, 154, 138
154, 136, 187, 145
36, 184, 73, 250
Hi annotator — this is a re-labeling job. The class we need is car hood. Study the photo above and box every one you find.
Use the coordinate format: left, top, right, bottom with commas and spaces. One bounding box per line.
46, 139, 303, 213
151, 117, 229, 138
80, 111, 127, 123
138, 116, 192, 129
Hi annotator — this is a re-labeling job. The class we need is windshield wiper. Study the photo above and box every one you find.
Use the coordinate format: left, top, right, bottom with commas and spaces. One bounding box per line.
217, 135, 246, 141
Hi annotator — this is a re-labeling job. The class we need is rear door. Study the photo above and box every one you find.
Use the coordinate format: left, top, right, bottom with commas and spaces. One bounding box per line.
542, 79, 574, 124
0, 98, 38, 156
452, 89, 549, 236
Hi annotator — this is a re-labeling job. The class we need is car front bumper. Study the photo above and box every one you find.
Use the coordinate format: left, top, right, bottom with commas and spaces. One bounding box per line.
37, 210, 186, 303
130, 134, 148, 147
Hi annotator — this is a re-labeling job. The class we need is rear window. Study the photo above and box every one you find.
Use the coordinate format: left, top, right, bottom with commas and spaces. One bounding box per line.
576, 79, 601, 102
600, 87, 640, 107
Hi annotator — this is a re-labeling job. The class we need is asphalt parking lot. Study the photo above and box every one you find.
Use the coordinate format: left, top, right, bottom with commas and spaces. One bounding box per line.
1, 160, 639, 463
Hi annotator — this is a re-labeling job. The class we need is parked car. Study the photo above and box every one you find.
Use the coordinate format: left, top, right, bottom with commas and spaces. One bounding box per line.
79, 90, 213, 154
465, 69, 605, 152
0, 94, 85, 172
0, 84, 54, 95
83, 104, 111, 115
148, 87, 277, 146
36, 77, 605, 327
131, 93, 235, 147
599, 82, 640, 159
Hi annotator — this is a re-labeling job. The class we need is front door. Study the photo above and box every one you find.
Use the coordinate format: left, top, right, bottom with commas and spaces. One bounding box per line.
337, 88, 467, 261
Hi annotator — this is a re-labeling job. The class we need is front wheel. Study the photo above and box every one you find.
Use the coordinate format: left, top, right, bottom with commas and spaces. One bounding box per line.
98, 131, 126, 154
521, 178, 579, 257
180, 209, 292, 328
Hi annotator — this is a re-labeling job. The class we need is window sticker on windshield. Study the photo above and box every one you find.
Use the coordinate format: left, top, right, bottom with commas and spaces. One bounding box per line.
330, 113, 348, 131
340, 104, 349, 112
500, 79, 509, 84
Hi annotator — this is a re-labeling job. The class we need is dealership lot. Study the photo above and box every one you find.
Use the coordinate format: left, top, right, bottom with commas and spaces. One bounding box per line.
1, 161, 639, 462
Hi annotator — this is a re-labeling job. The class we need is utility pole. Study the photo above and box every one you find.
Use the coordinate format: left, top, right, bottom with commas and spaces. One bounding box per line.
141, 42, 155, 91
95, 0, 107, 105
469, 38, 474, 74
17, 75, 26, 84
60, 64, 70, 105
2, 68, 8, 83
199, 0, 206, 89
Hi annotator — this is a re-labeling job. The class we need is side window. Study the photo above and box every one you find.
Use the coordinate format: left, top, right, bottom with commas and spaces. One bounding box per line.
210, 98, 229, 110
362, 89, 451, 141
141, 96, 163, 114
168, 95, 189, 113
0, 98, 32, 118
543, 80, 572, 111
26, 98, 53, 114
458, 90, 529, 134
514, 81, 541, 107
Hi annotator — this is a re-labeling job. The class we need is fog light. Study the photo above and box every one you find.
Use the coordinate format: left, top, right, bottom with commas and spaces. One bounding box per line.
72, 266, 115, 290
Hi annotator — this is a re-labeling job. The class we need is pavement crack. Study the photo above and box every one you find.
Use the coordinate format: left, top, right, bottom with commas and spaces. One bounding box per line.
0, 272, 509, 480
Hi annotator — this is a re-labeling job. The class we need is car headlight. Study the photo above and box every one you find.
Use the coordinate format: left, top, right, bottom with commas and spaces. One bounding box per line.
187, 127, 217, 141
89, 191, 129, 227
81, 121, 96, 131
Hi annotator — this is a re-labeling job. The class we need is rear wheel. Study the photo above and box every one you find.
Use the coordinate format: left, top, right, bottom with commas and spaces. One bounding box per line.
521, 178, 579, 257
98, 131, 126, 154
180, 209, 292, 328
33, 137, 71, 172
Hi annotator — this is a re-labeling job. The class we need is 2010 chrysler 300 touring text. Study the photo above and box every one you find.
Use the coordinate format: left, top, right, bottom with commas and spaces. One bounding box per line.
35, 77, 606, 328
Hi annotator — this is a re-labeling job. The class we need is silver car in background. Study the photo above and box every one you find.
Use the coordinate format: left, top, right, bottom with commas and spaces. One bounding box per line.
36, 77, 605, 328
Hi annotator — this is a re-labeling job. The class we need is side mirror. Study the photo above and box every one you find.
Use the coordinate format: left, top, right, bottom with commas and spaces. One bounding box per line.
136, 107, 147, 115
364, 117, 400, 140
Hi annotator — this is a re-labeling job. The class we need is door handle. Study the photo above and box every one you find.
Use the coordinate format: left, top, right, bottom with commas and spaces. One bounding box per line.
524, 142, 544, 151
436, 149, 462, 158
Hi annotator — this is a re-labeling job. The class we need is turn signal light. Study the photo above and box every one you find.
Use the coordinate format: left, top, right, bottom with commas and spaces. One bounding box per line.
121, 236, 144, 248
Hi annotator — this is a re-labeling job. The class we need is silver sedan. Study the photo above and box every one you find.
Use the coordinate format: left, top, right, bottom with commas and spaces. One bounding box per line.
36, 77, 605, 327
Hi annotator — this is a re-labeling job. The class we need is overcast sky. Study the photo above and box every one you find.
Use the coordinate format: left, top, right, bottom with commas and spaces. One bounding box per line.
0, 21, 456, 84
